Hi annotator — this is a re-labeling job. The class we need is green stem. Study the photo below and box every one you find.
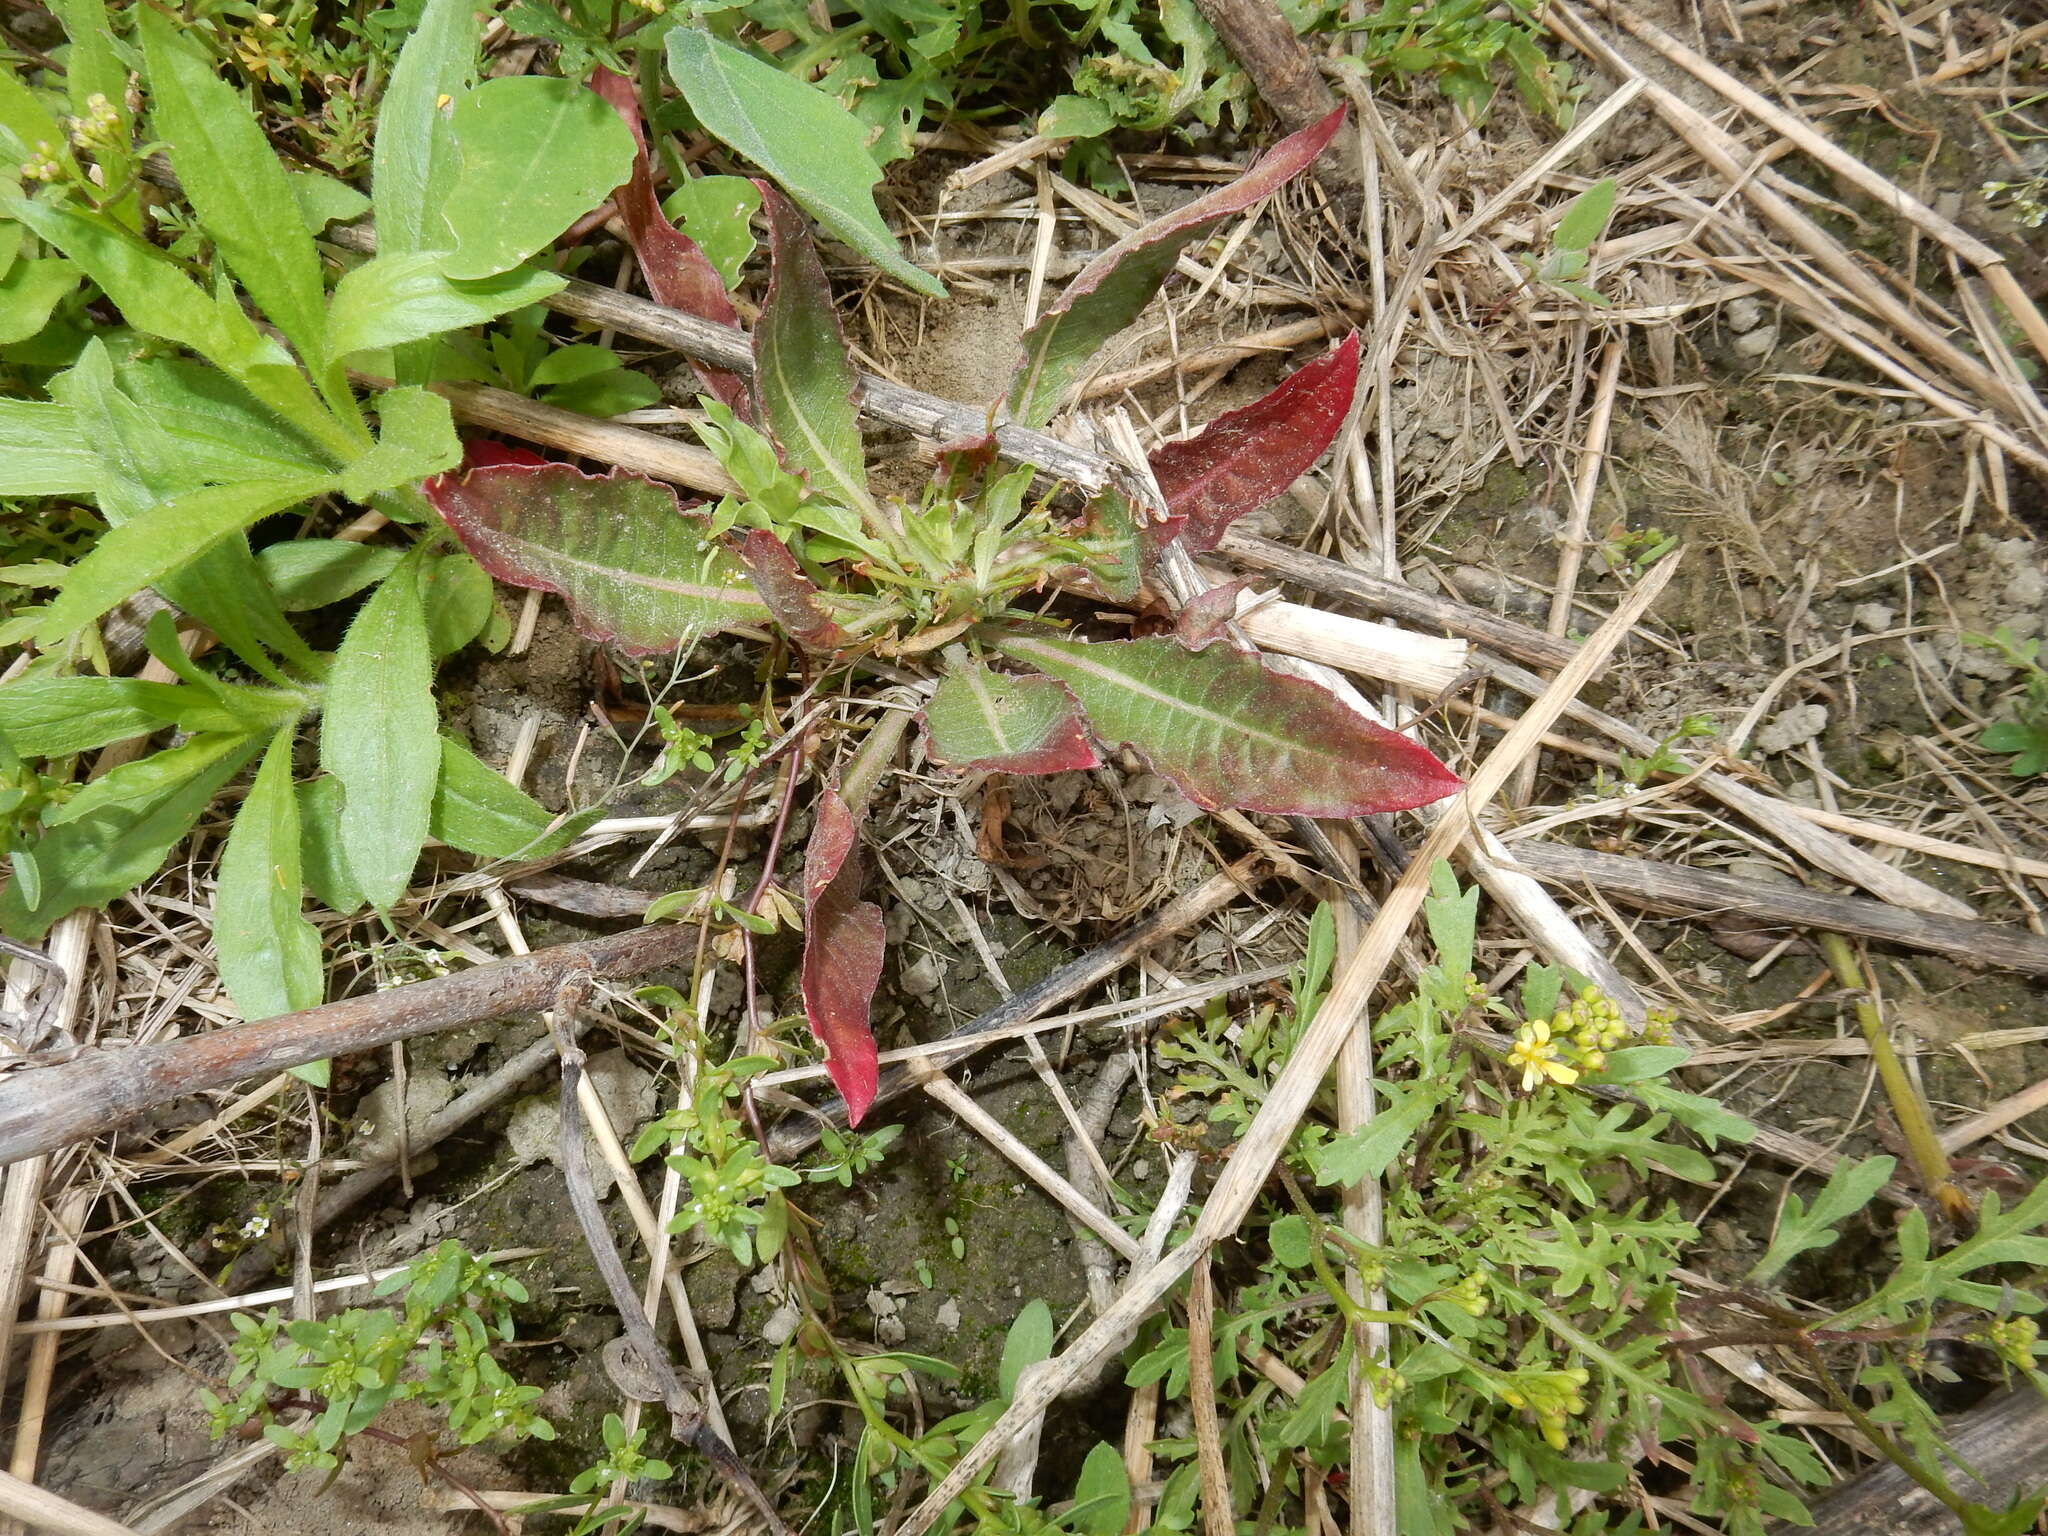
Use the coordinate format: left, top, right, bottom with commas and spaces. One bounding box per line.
1814, 932, 1971, 1220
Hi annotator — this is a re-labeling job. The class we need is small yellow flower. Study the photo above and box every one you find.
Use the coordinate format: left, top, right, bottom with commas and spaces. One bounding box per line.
1507, 1020, 1580, 1092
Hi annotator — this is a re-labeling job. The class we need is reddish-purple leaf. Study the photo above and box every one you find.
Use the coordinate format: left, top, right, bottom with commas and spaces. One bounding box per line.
425, 461, 768, 654
1005, 106, 1347, 427
801, 787, 883, 1126
992, 631, 1461, 818
591, 70, 749, 414
736, 529, 844, 650
1174, 580, 1251, 651
1149, 332, 1362, 555
931, 432, 998, 496
924, 654, 1101, 775
752, 183, 871, 515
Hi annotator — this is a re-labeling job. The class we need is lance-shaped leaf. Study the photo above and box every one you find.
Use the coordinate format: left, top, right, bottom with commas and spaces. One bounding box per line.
425, 461, 769, 653
215, 727, 323, 1026
590, 69, 749, 414
1004, 107, 1345, 428
665, 28, 944, 298
752, 185, 872, 517
1149, 333, 1361, 555
800, 787, 883, 1126
992, 632, 1461, 818
925, 655, 1100, 775
736, 530, 844, 650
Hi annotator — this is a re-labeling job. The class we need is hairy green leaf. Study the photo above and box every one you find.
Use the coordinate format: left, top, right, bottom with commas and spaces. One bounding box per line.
340, 387, 461, 502
321, 555, 440, 910
216, 728, 323, 1025
923, 654, 1098, 774
998, 1299, 1054, 1399
0, 675, 194, 756
665, 29, 943, 298
0, 399, 97, 496
439, 77, 636, 280
297, 776, 363, 916
992, 631, 1462, 817
432, 735, 597, 860
375, 0, 488, 381
426, 461, 769, 653
326, 253, 566, 359
257, 540, 403, 612
138, 7, 328, 366
0, 732, 261, 940
751, 185, 871, 515
1553, 177, 1618, 253
35, 475, 335, 647
0, 254, 79, 345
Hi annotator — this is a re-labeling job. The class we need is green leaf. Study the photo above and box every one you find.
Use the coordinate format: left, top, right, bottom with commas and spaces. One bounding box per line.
422, 549, 496, 657
1274, 1351, 1350, 1447
216, 728, 323, 1025
1423, 860, 1477, 980
341, 387, 461, 502
0, 255, 79, 345
1748, 1156, 1896, 1285
663, 175, 760, 290
287, 168, 372, 233
665, 29, 943, 298
0, 674, 206, 756
326, 252, 567, 359
1267, 1213, 1313, 1268
320, 554, 441, 910
998, 1299, 1054, 1399
374, 0, 488, 381
297, 776, 363, 915
1005, 108, 1342, 426
1313, 1082, 1443, 1186
437, 77, 636, 280
138, 7, 328, 367
1552, 177, 1618, 253
750, 186, 873, 516
431, 735, 596, 859
425, 461, 769, 653
0, 399, 97, 496
1, 193, 300, 391
0, 732, 261, 940
1068, 1442, 1131, 1536
990, 631, 1462, 818
257, 540, 403, 612
35, 475, 335, 647
924, 653, 1098, 774
1039, 95, 1115, 140
1595, 1045, 1691, 1083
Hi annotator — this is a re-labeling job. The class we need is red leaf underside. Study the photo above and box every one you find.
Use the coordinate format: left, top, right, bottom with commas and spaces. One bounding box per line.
736, 529, 844, 650
591, 69, 749, 414
1005, 106, 1348, 427
1173, 580, 1251, 652
424, 461, 767, 654
993, 632, 1461, 819
800, 788, 882, 1125
1149, 332, 1362, 555
924, 657, 1101, 775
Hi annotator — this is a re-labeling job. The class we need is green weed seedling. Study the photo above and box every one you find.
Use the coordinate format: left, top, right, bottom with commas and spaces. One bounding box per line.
1967, 627, 2048, 777
1333, 0, 1578, 128
1520, 176, 1620, 308
200, 1242, 553, 1477
1113, 872, 2048, 1536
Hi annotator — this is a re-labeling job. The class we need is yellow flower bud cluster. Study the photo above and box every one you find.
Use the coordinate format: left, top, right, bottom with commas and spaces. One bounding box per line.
20, 141, 64, 183
68, 93, 122, 157
1973, 1316, 2040, 1370
1443, 1272, 1490, 1318
1499, 1367, 1591, 1450
1509, 986, 1677, 1092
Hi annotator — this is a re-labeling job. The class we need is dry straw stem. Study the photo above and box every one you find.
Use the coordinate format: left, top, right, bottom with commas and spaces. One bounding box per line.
1187, 1257, 1233, 1536
902, 559, 1678, 1531
1584, 0, 2048, 374
0, 1469, 143, 1536
1541, 4, 2048, 475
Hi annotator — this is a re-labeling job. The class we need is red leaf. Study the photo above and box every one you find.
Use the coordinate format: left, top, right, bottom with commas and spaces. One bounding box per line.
992, 631, 1462, 818
456, 440, 549, 473
591, 70, 749, 415
801, 787, 882, 1126
736, 529, 844, 651
1006, 106, 1347, 427
425, 461, 768, 653
1149, 332, 1362, 555
1173, 580, 1252, 651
